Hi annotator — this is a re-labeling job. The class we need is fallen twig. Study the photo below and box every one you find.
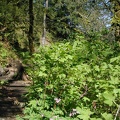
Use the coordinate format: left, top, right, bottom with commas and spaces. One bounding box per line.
114, 105, 120, 120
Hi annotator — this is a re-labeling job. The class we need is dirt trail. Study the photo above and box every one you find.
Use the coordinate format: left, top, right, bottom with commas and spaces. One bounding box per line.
0, 60, 32, 119
0, 80, 30, 120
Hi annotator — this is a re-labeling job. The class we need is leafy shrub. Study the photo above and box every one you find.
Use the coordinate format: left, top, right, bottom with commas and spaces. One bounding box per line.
0, 42, 17, 65
19, 38, 120, 120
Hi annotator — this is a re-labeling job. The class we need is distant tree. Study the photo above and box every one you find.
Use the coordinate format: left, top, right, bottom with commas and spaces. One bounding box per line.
0, 0, 118, 47
45, 0, 112, 39
42, 0, 48, 46
45, 0, 87, 39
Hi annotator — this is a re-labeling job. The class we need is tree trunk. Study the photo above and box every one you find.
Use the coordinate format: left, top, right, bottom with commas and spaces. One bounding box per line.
111, 0, 120, 42
114, 2, 120, 42
28, 0, 34, 54
42, 0, 48, 46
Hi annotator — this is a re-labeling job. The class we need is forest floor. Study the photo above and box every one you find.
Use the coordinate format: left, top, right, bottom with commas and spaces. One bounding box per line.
0, 76, 31, 120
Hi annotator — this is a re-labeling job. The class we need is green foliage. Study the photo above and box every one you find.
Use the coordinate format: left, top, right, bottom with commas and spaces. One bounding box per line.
18, 36, 120, 120
46, 0, 90, 38
45, 0, 112, 39
0, 42, 17, 65
0, 80, 8, 86
0, 0, 29, 49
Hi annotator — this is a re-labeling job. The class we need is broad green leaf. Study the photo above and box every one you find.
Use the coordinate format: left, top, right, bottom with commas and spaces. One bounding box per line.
66, 55, 73, 60
94, 65, 100, 72
36, 88, 43, 92
28, 100, 37, 107
46, 84, 53, 89
101, 113, 113, 120
109, 76, 119, 85
40, 66, 46, 71
59, 58, 66, 62
38, 71, 47, 77
102, 92, 115, 106
83, 97, 90, 102
113, 89, 120, 94
58, 74, 66, 79
76, 107, 94, 120
77, 115, 90, 120
110, 56, 119, 63
101, 62, 108, 70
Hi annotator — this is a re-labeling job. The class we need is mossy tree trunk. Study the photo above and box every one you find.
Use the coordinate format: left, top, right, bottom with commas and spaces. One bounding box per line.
111, 0, 120, 42
114, 1, 120, 42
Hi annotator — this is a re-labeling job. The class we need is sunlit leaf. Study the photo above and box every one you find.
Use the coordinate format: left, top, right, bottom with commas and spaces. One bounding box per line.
101, 113, 113, 120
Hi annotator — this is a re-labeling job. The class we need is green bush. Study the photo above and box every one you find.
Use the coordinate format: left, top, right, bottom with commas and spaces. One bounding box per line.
19, 38, 120, 120
0, 42, 17, 65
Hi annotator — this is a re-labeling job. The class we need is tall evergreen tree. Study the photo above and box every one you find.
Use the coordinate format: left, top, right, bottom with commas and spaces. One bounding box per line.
45, 0, 88, 38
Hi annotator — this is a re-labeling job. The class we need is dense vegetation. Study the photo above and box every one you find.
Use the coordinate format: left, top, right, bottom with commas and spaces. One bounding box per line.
16, 34, 119, 120
0, 0, 119, 51
0, 0, 120, 120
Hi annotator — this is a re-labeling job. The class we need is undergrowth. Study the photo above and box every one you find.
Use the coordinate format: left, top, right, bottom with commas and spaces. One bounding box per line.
0, 42, 17, 66
17, 36, 120, 120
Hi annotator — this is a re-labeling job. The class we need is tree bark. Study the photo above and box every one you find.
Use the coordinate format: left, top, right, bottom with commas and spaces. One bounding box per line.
114, 2, 120, 42
111, 0, 120, 42
28, 0, 34, 54
42, 0, 48, 46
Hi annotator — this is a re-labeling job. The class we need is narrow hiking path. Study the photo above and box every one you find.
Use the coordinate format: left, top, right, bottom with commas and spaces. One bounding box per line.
0, 61, 31, 120
0, 80, 31, 120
